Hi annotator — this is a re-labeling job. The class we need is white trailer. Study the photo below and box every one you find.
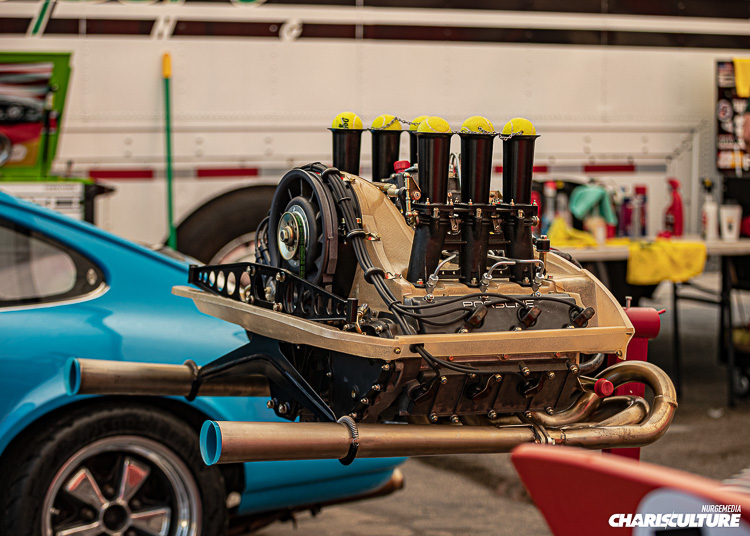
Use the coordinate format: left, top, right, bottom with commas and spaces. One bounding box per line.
2, 0, 748, 261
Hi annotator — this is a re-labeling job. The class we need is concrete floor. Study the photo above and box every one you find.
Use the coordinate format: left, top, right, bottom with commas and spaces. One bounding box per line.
254, 272, 750, 536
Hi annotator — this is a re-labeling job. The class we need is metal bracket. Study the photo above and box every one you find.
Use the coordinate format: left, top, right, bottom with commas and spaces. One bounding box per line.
531, 421, 555, 445
196, 341, 337, 422
189, 263, 356, 324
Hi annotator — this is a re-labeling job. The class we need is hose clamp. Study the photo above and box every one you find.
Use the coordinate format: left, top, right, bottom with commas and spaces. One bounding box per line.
184, 359, 201, 402
337, 415, 360, 466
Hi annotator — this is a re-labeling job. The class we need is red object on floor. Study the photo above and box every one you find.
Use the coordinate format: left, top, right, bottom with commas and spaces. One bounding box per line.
512, 444, 750, 536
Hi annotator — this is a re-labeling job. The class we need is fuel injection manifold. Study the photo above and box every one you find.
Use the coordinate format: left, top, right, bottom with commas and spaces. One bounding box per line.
66, 113, 676, 467
331, 113, 543, 291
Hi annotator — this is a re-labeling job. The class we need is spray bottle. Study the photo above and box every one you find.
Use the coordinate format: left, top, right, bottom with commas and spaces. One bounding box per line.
618, 186, 633, 237
541, 181, 556, 235
632, 185, 648, 237
701, 178, 719, 241
663, 178, 684, 236
530, 190, 542, 234
555, 184, 571, 226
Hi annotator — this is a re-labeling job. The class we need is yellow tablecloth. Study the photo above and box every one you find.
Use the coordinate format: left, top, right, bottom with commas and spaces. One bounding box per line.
547, 218, 599, 247
549, 219, 707, 285
625, 240, 706, 285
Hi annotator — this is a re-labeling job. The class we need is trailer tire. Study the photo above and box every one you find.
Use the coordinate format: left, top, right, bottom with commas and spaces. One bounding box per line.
177, 186, 276, 264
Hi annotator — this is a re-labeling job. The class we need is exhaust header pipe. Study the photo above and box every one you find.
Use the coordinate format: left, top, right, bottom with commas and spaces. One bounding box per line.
66, 357, 269, 398
199, 361, 677, 465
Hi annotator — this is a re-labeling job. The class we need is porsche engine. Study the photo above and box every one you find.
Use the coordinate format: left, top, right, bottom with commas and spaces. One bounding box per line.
68, 114, 677, 465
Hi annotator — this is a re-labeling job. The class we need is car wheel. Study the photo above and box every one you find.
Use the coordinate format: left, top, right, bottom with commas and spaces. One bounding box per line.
0, 403, 228, 536
177, 186, 276, 264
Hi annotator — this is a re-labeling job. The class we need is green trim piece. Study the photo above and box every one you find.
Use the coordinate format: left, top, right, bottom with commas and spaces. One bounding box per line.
0, 176, 92, 184
0, 52, 72, 180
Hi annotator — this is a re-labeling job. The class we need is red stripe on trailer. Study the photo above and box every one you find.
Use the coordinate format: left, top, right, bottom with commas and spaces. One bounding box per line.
89, 169, 154, 180
493, 166, 549, 173
583, 164, 636, 173
196, 167, 260, 178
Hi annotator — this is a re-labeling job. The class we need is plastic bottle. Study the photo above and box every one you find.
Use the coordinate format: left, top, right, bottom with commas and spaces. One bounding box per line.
556, 189, 571, 226
530, 190, 542, 233
541, 181, 557, 235
701, 178, 719, 241
663, 178, 684, 236
632, 185, 648, 237
618, 187, 633, 237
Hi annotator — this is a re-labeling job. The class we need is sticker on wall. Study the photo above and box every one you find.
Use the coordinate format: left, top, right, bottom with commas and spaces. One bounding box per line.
717, 99, 733, 122
718, 61, 735, 87
717, 134, 736, 150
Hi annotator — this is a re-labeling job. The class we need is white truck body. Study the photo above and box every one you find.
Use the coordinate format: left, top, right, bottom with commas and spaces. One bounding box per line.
2, 0, 747, 256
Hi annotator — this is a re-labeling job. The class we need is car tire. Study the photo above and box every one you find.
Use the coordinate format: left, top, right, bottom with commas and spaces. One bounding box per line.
177, 186, 277, 264
0, 403, 228, 536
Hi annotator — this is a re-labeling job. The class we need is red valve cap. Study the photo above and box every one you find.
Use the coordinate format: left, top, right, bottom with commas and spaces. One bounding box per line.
594, 378, 614, 398
394, 160, 411, 173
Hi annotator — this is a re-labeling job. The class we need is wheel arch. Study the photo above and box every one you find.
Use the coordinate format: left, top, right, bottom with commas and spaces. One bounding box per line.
175, 185, 278, 232
175, 185, 277, 262
173, 182, 279, 232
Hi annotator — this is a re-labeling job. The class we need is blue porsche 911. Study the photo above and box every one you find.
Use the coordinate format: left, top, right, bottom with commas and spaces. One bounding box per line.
0, 191, 404, 536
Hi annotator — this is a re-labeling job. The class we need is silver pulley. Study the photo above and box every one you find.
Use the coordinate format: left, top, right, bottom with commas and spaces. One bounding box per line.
278, 212, 299, 261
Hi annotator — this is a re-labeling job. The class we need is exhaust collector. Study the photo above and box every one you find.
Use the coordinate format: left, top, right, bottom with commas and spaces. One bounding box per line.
199, 361, 677, 465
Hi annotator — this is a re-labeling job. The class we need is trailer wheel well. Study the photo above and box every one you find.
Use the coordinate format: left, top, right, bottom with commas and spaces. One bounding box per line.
176, 186, 277, 264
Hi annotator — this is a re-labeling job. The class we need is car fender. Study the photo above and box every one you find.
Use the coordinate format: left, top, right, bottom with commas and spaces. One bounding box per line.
0, 378, 251, 459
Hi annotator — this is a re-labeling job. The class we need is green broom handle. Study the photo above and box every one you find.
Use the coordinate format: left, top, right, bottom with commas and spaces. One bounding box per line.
163, 53, 177, 249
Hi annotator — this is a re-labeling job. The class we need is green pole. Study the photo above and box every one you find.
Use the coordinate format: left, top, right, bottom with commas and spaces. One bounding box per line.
163, 53, 177, 249
30, 0, 52, 36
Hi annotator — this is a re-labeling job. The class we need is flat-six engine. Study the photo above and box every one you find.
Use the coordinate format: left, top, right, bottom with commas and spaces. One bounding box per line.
68, 113, 677, 465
